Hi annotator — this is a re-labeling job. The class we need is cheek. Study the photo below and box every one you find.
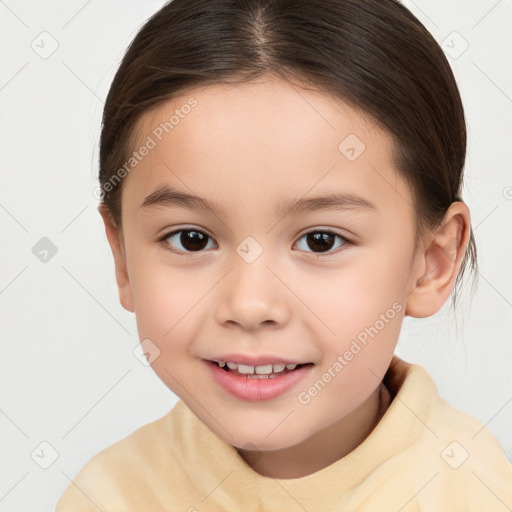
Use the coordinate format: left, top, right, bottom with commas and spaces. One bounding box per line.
301, 254, 408, 337
129, 260, 203, 344
296, 251, 407, 402
128, 265, 207, 395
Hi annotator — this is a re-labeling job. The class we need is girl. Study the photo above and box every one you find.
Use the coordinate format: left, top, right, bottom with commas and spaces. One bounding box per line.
57, 0, 512, 510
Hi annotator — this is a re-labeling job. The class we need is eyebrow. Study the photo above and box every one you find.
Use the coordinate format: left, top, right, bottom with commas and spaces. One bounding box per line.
140, 185, 377, 218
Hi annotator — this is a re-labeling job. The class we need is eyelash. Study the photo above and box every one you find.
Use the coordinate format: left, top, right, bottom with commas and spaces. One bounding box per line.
157, 227, 352, 258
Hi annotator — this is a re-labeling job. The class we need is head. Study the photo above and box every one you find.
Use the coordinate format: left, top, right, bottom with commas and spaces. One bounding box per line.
97, 0, 476, 452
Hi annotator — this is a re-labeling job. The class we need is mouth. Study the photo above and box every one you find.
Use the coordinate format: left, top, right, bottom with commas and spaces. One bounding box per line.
204, 358, 315, 402
210, 359, 313, 379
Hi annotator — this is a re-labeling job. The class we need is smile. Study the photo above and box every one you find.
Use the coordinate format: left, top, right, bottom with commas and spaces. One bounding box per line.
205, 360, 314, 401
213, 360, 307, 378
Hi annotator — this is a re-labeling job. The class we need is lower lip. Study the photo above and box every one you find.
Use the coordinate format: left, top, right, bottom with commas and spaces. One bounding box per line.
205, 360, 313, 402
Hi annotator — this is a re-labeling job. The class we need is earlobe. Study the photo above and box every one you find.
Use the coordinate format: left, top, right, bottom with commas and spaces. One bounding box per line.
405, 202, 471, 318
98, 205, 135, 313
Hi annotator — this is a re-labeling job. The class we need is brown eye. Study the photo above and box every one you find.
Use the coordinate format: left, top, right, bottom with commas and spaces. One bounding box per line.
163, 229, 215, 253
295, 230, 348, 255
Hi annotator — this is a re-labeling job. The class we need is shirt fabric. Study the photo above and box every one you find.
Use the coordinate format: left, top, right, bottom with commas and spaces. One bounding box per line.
56, 356, 512, 511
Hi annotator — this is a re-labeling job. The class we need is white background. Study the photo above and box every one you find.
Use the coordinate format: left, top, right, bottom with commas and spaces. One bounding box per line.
0, 1, 511, 510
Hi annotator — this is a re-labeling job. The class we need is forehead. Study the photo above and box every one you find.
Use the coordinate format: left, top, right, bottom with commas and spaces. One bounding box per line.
123, 76, 413, 219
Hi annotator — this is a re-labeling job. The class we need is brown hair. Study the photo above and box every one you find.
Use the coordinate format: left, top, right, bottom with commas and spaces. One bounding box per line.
98, 0, 477, 306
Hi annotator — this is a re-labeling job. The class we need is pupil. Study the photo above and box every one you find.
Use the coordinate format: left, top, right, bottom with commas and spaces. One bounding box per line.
307, 232, 334, 252
181, 230, 208, 251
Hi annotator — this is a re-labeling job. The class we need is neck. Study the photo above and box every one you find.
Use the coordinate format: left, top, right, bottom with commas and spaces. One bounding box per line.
237, 382, 392, 479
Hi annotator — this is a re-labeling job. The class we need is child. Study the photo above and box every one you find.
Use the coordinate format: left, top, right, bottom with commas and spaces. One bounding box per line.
56, 0, 512, 510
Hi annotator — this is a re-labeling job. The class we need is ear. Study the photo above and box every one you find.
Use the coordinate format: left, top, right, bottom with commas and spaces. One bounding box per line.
98, 204, 135, 313
405, 201, 471, 317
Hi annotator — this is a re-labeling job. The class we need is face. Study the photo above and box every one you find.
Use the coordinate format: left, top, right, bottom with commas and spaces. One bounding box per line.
113, 75, 426, 451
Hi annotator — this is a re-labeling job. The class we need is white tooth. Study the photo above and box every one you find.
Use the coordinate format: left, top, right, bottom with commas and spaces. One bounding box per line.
273, 363, 286, 373
286, 363, 297, 370
227, 361, 238, 370
238, 364, 255, 374
218, 360, 226, 367
255, 364, 273, 375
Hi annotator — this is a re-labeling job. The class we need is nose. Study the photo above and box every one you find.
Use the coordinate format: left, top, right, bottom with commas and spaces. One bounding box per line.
214, 254, 291, 331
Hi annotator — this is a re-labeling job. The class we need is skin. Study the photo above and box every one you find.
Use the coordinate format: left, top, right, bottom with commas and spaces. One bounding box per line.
100, 74, 471, 479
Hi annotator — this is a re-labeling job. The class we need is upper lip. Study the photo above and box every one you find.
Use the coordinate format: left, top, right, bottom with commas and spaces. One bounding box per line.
206, 353, 311, 366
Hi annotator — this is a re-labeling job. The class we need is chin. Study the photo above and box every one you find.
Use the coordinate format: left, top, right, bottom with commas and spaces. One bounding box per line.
223, 423, 310, 453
